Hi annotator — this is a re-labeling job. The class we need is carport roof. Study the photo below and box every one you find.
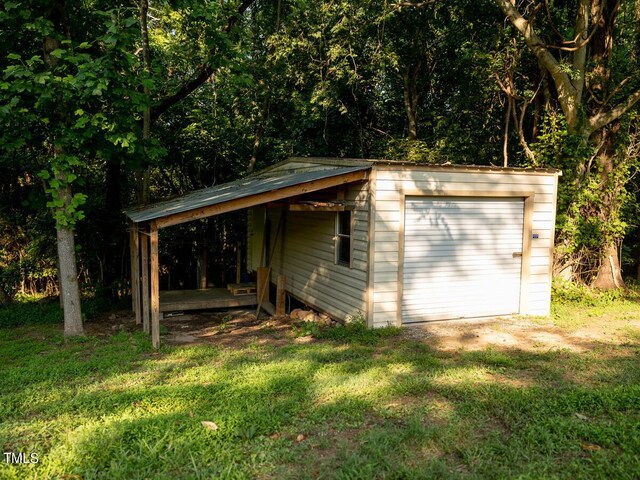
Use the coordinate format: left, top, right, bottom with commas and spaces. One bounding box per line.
124, 165, 371, 227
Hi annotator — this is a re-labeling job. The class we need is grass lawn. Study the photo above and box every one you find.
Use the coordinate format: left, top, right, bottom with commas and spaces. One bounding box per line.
1, 290, 640, 479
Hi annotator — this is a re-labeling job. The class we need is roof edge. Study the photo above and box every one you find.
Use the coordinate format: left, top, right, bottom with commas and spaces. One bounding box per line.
258, 157, 561, 176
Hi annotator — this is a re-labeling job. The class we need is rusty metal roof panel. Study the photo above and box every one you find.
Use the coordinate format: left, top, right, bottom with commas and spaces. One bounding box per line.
125, 165, 370, 223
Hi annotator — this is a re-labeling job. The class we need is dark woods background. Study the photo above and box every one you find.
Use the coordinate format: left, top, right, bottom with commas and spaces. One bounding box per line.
1, 0, 639, 304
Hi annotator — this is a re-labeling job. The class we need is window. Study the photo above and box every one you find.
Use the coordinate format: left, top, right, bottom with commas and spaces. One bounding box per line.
335, 210, 352, 266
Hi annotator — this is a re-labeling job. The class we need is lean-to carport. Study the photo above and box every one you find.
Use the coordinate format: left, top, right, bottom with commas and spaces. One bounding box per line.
125, 165, 370, 348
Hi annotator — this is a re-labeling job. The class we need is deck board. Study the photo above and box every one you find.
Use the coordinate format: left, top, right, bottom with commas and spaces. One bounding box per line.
159, 288, 257, 312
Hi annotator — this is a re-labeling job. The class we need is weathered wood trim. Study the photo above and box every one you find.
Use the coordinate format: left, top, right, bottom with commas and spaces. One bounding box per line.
366, 171, 377, 328
155, 171, 368, 229
160, 295, 257, 312
276, 274, 286, 315
129, 223, 141, 325
287, 204, 353, 212
150, 221, 160, 348
140, 225, 150, 334
257, 267, 270, 306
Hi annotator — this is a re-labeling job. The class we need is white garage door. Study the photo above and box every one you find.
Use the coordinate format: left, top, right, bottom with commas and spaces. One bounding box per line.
402, 196, 524, 323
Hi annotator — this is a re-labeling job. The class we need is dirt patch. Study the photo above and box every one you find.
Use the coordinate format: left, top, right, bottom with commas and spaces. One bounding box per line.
87, 308, 297, 347
89, 307, 640, 353
402, 315, 640, 352
163, 310, 295, 347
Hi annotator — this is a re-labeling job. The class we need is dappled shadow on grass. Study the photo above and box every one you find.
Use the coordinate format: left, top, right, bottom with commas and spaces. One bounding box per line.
1, 324, 640, 479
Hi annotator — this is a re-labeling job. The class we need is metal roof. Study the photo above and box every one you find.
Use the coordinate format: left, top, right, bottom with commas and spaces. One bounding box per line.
125, 165, 370, 223
284, 157, 561, 175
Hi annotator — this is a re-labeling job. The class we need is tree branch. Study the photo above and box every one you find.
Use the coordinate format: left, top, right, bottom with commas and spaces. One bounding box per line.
571, 0, 590, 103
392, 1, 435, 9
587, 88, 640, 133
493, 0, 579, 129
150, 0, 257, 122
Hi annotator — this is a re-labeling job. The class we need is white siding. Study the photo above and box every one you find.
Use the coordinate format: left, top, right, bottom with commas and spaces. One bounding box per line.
371, 167, 559, 327
266, 183, 369, 321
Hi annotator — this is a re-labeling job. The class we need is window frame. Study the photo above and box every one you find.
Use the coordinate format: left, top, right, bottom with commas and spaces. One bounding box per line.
335, 210, 353, 268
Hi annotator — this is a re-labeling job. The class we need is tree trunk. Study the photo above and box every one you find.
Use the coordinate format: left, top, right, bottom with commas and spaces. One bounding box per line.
502, 96, 512, 166
57, 224, 84, 336
403, 65, 419, 141
588, 126, 627, 289
592, 241, 624, 289
247, 97, 269, 173
137, 0, 152, 205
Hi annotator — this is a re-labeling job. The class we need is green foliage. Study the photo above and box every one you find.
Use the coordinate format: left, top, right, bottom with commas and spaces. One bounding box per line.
380, 138, 438, 163
0, 3, 147, 229
0, 298, 62, 328
531, 113, 640, 281
551, 279, 624, 307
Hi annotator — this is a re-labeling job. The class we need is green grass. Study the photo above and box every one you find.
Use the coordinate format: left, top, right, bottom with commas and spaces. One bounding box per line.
549, 280, 640, 329
1, 295, 640, 479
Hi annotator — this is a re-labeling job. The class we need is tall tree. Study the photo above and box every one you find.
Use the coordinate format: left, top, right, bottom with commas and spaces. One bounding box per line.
1, 2, 145, 335
494, 0, 640, 288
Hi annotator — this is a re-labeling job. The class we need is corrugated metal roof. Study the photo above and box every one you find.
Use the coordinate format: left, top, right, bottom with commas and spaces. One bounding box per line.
283, 157, 561, 175
125, 165, 370, 223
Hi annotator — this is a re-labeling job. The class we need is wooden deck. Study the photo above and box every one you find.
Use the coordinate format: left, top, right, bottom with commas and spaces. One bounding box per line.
159, 288, 257, 313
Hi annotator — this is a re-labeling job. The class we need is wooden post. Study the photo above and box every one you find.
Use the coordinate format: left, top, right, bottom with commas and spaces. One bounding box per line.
150, 222, 160, 348
257, 267, 270, 305
276, 274, 286, 315
199, 248, 208, 289
141, 225, 150, 334
129, 223, 141, 324
236, 244, 242, 284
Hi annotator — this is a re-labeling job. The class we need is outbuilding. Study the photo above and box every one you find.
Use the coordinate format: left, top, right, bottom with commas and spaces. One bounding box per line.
125, 158, 561, 346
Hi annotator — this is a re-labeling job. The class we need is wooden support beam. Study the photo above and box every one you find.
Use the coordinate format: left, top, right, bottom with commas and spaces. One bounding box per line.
288, 204, 352, 212
150, 222, 160, 348
199, 248, 208, 289
266, 200, 355, 211
129, 223, 141, 325
236, 244, 241, 284
276, 274, 286, 315
141, 225, 150, 334
257, 267, 270, 306
155, 170, 368, 228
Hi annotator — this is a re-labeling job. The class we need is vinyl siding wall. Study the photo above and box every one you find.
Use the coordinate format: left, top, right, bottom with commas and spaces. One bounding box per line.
370, 167, 559, 328
255, 183, 369, 320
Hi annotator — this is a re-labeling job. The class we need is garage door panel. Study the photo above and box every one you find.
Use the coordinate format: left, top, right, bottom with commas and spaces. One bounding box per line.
405, 223, 523, 232
402, 277, 522, 294
403, 269, 522, 279
404, 244, 524, 255
402, 196, 524, 323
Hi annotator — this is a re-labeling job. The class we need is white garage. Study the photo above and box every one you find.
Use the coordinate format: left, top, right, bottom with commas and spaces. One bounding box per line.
245, 159, 560, 327
369, 162, 560, 328
128, 157, 560, 346
129, 157, 561, 347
